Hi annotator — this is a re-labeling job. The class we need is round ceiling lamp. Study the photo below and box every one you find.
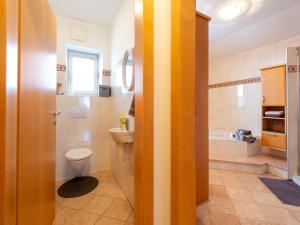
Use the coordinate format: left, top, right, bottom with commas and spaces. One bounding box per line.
201, 0, 253, 25
217, 1, 250, 21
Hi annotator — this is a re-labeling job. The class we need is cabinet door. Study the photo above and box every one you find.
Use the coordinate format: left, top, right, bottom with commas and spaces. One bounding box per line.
262, 66, 286, 106
261, 132, 286, 150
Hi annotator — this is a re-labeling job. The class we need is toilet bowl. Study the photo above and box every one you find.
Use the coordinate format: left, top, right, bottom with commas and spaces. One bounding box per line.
65, 147, 92, 177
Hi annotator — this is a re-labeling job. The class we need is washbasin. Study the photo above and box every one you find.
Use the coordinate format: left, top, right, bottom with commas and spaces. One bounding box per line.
109, 128, 134, 144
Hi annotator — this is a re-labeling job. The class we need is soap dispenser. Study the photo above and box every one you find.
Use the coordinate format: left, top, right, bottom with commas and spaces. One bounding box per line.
120, 113, 129, 130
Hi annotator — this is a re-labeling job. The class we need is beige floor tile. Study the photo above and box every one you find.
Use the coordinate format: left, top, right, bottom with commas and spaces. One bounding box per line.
55, 194, 66, 207
197, 202, 209, 211
65, 211, 99, 225
260, 205, 299, 225
94, 183, 127, 200
196, 209, 211, 225
250, 191, 283, 207
209, 184, 230, 199
288, 208, 300, 223
62, 193, 94, 210
233, 201, 267, 221
218, 170, 239, 177
238, 173, 258, 180
94, 171, 118, 184
207, 197, 236, 215
219, 172, 245, 189
126, 211, 134, 224
209, 169, 220, 175
239, 218, 270, 225
82, 195, 114, 215
103, 199, 132, 221
210, 174, 224, 185
285, 204, 300, 212
241, 178, 270, 192
210, 213, 241, 225
53, 206, 77, 225
226, 187, 255, 203
95, 216, 125, 225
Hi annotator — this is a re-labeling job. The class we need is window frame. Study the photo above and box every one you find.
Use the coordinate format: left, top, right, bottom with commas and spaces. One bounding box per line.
67, 49, 100, 96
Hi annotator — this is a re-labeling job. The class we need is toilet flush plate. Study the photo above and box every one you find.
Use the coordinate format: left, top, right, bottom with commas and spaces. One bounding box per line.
70, 106, 88, 118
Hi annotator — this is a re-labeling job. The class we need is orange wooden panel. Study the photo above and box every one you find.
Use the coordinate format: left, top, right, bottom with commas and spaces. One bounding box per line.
18, 0, 56, 224
261, 65, 286, 106
195, 12, 210, 205
134, 0, 154, 224
0, 0, 18, 224
171, 0, 197, 224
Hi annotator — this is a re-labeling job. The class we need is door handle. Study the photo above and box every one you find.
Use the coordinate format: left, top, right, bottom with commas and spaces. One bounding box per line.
51, 111, 61, 116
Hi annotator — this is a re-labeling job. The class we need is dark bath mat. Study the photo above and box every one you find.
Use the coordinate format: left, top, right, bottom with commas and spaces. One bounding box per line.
259, 177, 300, 207
58, 176, 99, 198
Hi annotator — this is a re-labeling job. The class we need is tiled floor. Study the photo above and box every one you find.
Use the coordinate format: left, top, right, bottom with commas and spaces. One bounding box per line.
53, 171, 134, 225
197, 169, 300, 225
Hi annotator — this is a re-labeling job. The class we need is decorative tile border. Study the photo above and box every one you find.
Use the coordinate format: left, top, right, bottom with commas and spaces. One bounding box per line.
56, 64, 111, 77
209, 77, 261, 89
57, 64, 66, 72
103, 70, 111, 76
288, 65, 300, 73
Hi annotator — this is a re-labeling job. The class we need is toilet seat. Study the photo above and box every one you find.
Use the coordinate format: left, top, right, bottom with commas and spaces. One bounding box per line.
65, 147, 92, 161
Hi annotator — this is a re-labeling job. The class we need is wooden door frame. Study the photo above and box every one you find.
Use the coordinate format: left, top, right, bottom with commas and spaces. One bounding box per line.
134, 0, 154, 224
0, 0, 19, 224
171, 0, 197, 225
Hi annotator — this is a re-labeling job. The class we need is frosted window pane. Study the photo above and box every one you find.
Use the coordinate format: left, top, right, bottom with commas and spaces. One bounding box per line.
72, 57, 95, 92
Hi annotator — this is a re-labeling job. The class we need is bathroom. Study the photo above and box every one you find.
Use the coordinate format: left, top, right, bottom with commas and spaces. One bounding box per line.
52, 0, 136, 223
198, 0, 300, 179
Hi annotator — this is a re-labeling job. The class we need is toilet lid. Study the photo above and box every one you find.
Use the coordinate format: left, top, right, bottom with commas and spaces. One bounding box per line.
65, 148, 92, 161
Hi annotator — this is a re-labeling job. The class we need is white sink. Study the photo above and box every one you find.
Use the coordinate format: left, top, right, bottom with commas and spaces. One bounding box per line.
109, 128, 134, 144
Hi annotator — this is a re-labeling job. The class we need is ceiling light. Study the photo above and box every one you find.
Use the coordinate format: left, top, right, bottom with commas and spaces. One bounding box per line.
217, 1, 249, 21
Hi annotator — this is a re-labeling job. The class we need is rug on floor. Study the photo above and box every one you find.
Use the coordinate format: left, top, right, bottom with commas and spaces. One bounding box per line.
259, 177, 300, 207
58, 176, 99, 198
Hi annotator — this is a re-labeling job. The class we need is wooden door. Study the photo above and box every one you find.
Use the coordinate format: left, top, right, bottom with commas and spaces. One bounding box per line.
18, 0, 56, 224
262, 65, 286, 106
195, 12, 210, 205
171, 1, 197, 224
134, 0, 154, 224
0, 0, 19, 224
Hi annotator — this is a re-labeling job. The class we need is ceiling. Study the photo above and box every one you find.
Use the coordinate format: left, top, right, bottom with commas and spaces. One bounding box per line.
48, 0, 124, 27
197, 0, 300, 61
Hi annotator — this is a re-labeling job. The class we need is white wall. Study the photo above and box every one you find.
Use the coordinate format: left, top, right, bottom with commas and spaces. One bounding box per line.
109, 0, 135, 206
209, 35, 300, 137
56, 17, 113, 181
110, 0, 135, 128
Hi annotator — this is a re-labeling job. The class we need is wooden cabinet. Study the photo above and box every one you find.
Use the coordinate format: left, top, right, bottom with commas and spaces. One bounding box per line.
261, 65, 287, 151
261, 65, 286, 106
195, 12, 210, 205
261, 132, 286, 150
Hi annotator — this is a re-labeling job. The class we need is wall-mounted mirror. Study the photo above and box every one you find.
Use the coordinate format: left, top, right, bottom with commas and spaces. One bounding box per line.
122, 49, 135, 92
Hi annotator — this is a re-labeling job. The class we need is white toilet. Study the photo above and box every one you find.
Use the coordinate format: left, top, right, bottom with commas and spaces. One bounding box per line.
65, 147, 93, 177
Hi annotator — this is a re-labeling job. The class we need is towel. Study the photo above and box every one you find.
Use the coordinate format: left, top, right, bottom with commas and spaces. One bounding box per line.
129, 95, 135, 117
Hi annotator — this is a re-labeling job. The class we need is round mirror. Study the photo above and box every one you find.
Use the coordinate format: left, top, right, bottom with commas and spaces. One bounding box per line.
122, 49, 135, 92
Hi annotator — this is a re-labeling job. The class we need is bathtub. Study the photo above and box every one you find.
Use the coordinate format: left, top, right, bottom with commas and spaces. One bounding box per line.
209, 130, 261, 160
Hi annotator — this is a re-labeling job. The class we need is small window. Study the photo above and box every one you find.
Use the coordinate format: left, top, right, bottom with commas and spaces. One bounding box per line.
67, 50, 100, 96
